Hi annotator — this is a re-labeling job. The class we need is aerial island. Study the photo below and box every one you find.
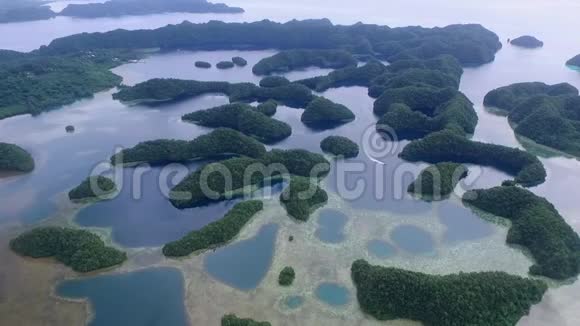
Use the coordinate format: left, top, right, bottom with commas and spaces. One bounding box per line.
68, 176, 117, 201
278, 266, 296, 286
194, 61, 211, 68
301, 97, 355, 129
484, 82, 580, 157
10, 227, 127, 273
59, 0, 244, 18
0, 2, 55, 23
280, 176, 328, 221
400, 130, 546, 187
463, 186, 580, 280
0, 142, 35, 173
0, 19, 501, 120
182, 103, 292, 143
320, 136, 359, 158
169, 149, 329, 209
407, 162, 468, 199
252, 49, 356, 75
567, 54, 580, 68
351, 260, 547, 325
510, 35, 544, 48
163, 200, 263, 257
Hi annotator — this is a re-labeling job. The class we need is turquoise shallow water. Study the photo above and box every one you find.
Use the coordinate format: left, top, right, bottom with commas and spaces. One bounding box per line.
56, 267, 188, 326
315, 209, 348, 244
204, 223, 279, 291
315, 283, 351, 307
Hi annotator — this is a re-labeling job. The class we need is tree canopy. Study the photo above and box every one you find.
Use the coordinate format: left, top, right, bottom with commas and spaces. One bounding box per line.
320, 136, 359, 158
10, 227, 127, 273
351, 260, 547, 326
163, 200, 263, 257
463, 186, 580, 280
68, 176, 116, 201
408, 162, 468, 199
301, 97, 355, 129
252, 49, 356, 75
0, 142, 35, 172
280, 176, 328, 221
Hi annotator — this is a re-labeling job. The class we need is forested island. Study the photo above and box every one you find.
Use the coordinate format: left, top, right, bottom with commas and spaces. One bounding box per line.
0, 2, 55, 23
0, 20, 501, 120
463, 186, 580, 280
351, 260, 547, 325
163, 200, 263, 257
567, 54, 580, 68
260, 76, 290, 88
182, 103, 292, 143
221, 314, 271, 326
113, 78, 314, 108
400, 130, 546, 187
0, 142, 35, 173
216, 61, 235, 69
252, 49, 356, 75
296, 60, 387, 92
0, 51, 130, 120
278, 266, 295, 286
111, 128, 266, 166
484, 82, 580, 157
280, 176, 328, 221
69, 176, 116, 201
10, 227, 127, 273
195, 61, 211, 68
232, 56, 247, 67
169, 149, 329, 209
320, 136, 359, 158
407, 162, 468, 199
41, 20, 501, 67
510, 36, 544, 48
59, 0, 244, 18
301, 97, 355, 129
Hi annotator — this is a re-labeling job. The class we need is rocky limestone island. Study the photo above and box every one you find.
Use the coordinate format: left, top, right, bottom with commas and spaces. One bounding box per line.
510, 35, 544, 48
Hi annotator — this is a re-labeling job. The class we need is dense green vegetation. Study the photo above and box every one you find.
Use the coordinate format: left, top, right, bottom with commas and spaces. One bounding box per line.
0, 142, 34, 172
169, 147, 329, 208
373, 86, 457, 117
113, 78, 314, 108
567, 54, 580, 68
182, 103, 292, 143
232, 56, 248, 67
0, 53, 129, 120
163, 200, 263, 257
378, 93, 478, 140
510, 36, 544, 48
484, 82, 578, 111
0, 20, 500, 119
262, 149, 330, 178
320, 136, 359, 158
221, 314, 271, 326
69, 176, 116, 201
111, 128, 266, 165
216, 61, 235, 69
301, 97, 355, 129
408, 162, 468, 198
351, 260, 547, 325
59, 0, 244, 18
188, 128, 267, 159
252, 49, 356, 75
194, 61, 211, 68
463, 186, 580, 280
278, 266, 296, 286
112, 139, 191, 165
280, 176, 328, 221
10, 227, 127, 273
42, 20, 501, 66
296, 60, 387, 92
259, 76, 290, 88
169, 157, 284, 209
65, 125, 75, 133
255, 100, 277, 117
400, 130, 546, 187
484, 82, 580, 156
